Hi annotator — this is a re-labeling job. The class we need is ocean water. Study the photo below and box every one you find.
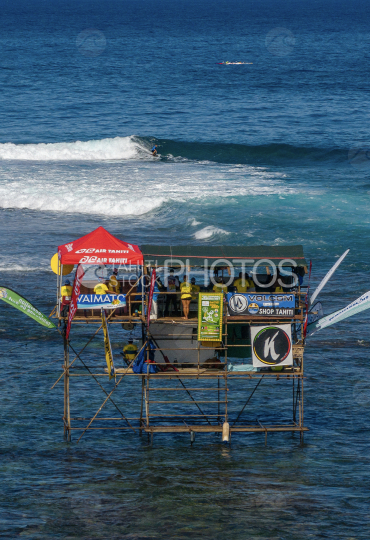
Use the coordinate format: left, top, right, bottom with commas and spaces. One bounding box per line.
1, 0, 370, 538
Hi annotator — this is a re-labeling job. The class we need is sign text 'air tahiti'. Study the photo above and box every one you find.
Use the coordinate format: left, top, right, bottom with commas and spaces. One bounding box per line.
74, 248, 131, 264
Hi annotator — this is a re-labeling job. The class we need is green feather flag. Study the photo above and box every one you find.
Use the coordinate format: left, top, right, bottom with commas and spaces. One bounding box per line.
0, 286, 56, 329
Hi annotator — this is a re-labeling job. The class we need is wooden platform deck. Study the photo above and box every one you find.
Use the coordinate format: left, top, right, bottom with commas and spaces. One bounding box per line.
99, 367, 303, 378
144, 425, 309, 433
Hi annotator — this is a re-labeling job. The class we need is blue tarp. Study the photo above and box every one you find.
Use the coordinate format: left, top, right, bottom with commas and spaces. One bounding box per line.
132, 341, 158, 374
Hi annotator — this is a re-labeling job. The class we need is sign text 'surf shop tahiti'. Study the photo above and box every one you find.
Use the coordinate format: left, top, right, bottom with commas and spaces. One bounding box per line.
226, 293, 295, 317
197, 293, 223, 341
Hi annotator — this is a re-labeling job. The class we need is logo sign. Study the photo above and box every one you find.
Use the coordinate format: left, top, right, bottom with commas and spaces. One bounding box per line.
197, 293, 223, 342
77, 294, 126, 309
226, 293, 295, 317
251, 324, 293, 367
228, 293, 248, 314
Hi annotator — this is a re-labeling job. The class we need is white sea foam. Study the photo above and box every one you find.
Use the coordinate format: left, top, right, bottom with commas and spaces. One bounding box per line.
193, 226, 230, 240
189, 219, 202, 226
0, 143, 300, 217
0, 136, 148, 161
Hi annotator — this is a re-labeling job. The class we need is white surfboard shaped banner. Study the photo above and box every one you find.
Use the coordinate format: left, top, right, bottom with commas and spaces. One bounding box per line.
307, 289, 370, 335
309, 249, 349, 308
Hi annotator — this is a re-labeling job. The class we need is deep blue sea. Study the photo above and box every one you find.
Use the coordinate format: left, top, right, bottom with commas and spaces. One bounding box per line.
0, 0, 370, 538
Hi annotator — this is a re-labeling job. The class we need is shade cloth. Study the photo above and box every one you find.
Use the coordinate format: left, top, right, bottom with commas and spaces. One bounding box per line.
141, 245, 307, 268
58, 226, 143, 265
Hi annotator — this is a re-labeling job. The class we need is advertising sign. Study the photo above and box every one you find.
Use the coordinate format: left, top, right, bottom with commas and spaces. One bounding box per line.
0, 286, 56, 329
226, 293, 295, 317
101, 309, 115, 379
197, 293, 223, 342
251, 324, 293, 367
66, 263, 85, 339
77, 294, 126, 309
147, 269, 156, 326
307, 288, 370, 336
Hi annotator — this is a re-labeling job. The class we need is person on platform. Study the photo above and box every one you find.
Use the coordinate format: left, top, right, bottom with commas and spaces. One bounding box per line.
272, 269, 284, 292
108, 268, 120, 293
180, 275, 192, 319
213, 277, 228, 294
60, 279, 73, 317
233, 272, 254, 293
164, 269, 180, 316
190, 277, 200, 301
122, 338, 138, 365
94, 278, 116, 295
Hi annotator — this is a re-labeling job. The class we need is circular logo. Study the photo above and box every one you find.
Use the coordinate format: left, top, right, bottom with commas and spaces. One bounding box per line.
253, 326, 291, 365
248, 302, 259, 315
0, 288, 7, 299
229, 293, 248, 314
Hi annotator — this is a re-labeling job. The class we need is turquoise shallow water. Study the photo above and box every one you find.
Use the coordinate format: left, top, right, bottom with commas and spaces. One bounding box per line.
1, 0, 370, 537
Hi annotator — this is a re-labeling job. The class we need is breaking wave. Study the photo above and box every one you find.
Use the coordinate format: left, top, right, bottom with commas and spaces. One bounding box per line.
193, 226, 230, 240
0, 135, 349, 165
0, 136, 149, 161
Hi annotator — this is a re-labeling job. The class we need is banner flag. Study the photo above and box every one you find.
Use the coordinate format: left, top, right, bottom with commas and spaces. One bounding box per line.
147, 269, 156, 327
308, 289, 370, 335
309, 249, 349, 307
66, 263, 85, 339
198, 293, 223, 341
0, 286, 56, 329
101, 309, 115, 379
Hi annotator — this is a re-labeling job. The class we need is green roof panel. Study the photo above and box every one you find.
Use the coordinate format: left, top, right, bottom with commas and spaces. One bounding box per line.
141, 245, 307, 268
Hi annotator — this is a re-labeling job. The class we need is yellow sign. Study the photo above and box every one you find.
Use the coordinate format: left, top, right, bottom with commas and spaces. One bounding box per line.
197, 293, 223, 342
101, 310, 115, 379
50, 253, 74, 276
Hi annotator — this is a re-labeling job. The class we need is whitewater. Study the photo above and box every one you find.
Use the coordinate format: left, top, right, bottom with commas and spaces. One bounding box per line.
0, 136, 303, 217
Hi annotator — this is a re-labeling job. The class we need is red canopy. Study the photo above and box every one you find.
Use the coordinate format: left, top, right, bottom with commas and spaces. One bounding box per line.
58, 226, 143, 266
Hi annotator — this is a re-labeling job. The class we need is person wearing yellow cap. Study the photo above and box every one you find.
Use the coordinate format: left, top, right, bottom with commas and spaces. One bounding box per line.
60, 279, 73, 317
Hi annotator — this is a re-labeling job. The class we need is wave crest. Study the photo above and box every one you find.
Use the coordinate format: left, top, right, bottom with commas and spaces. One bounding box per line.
193, 226, 230, 240
0, 136, 149, 161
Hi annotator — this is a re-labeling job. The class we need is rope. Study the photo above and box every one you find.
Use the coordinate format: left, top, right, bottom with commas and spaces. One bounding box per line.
232, 376, 264, 426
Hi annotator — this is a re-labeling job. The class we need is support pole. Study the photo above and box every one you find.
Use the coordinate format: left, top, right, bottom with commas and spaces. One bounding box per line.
292, 373, 296, 423
145, 365, 150, 428
140, 376, 145, 435
63, 331, 71, 442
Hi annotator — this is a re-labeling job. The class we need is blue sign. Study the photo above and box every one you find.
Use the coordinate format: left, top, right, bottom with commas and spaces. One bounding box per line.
77, 294, 126, 309
226, 293, 295, 317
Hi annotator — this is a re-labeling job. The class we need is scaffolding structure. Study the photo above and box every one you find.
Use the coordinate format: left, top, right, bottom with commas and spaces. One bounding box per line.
54, 242, 309, 445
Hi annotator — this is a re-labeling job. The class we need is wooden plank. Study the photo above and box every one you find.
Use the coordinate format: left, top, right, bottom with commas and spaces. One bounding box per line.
144, 425, 309, 433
